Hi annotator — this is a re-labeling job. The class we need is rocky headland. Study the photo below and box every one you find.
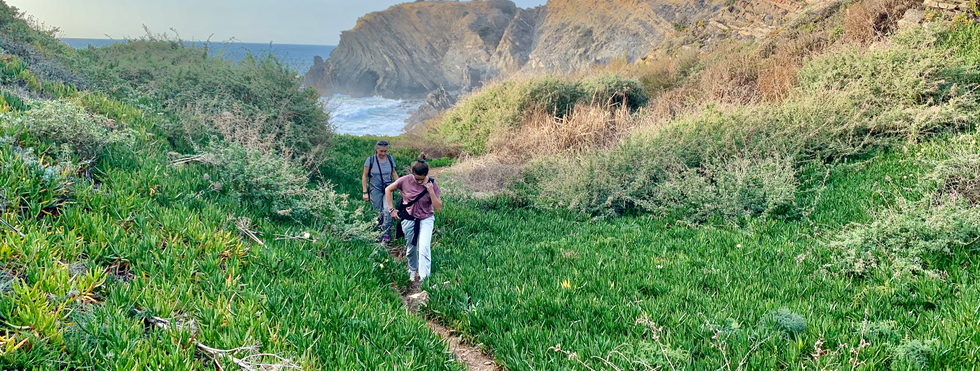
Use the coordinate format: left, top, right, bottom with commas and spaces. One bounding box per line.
305, 0, 811, 125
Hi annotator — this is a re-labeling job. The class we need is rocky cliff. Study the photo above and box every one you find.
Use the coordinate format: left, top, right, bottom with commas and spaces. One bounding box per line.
305, 0, 808, 120
304, 0, 527, 99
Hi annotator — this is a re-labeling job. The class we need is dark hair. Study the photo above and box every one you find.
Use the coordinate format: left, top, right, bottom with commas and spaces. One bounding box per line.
411, 153, 429, 176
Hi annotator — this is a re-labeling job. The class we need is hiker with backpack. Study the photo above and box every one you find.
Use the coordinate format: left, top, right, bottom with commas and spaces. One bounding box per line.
385, 155, 442, 284
362, 140, 398, 244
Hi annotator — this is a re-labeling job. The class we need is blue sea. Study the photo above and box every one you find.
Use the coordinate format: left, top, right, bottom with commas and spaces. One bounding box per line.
62, 38, 418, 136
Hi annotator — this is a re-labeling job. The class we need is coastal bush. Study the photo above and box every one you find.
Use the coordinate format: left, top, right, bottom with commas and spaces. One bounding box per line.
199, 141, 309, 216
525, 27, 978, 219
0, 100, 130, 162
0, 2, 79, 88
75, 39, 331, 166
830, 198, 980, 279
580, 73, 648, 111
435, 74, 648, 154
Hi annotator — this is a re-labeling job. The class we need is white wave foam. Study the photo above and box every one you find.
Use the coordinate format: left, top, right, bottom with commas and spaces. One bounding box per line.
323, 94, 421, 136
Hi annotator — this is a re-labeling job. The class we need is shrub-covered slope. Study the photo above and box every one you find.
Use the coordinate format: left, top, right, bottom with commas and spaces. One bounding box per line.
0, 2, 463, 369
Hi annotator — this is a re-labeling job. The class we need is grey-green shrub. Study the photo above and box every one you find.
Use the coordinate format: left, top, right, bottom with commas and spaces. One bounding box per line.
761, 308, 807, 338
527, 129, 797, 221
650, 154, 797, 222
831, 199, 980, 279
201, 140, 373, 241
295, 184, 374, 242
0, 100, 129, 162
925, 133, 980, 205
856, 320, 901, 345
581, 73, 649, 112
202, 141, 309, 216
890, 339, 938, 370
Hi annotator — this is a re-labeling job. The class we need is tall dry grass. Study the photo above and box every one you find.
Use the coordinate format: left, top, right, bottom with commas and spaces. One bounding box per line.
488, 104, 640, 160
843, 0, 919, 43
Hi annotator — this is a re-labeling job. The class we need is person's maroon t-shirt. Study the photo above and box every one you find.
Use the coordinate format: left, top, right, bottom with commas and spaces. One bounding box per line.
393, 175, 440, 219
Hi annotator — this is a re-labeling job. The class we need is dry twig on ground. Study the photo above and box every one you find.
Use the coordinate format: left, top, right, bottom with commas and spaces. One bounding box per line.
145, 315, 300, 371
234, 217, 265, 246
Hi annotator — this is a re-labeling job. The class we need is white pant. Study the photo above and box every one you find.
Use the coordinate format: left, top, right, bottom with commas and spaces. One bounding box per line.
402, 216, 434, 281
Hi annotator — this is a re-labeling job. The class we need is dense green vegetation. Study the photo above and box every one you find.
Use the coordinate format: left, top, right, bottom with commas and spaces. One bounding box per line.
2, 0, 980, 370
418, 12, 980, 371
426, 139, 979, 370
0, 2, 462, 369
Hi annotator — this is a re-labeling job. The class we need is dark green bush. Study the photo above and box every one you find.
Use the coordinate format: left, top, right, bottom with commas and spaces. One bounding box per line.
581, 73, 648, 112
75, 39, 330, 166
436, 74, 648, 154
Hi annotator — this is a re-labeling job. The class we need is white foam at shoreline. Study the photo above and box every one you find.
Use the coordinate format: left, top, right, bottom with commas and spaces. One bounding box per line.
323, 94, 421, 137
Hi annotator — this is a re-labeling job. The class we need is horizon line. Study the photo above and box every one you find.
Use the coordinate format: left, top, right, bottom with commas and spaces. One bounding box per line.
59, 37, 336, 47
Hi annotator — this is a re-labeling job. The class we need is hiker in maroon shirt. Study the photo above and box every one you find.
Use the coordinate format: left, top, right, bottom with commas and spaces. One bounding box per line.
384, 155, 442, 285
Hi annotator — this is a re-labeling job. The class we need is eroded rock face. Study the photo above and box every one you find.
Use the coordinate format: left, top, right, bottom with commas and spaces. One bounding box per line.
305, 0, 806, 103
523, 0, 714, 73
304, 0, 530, 99
405, 86, 457, 132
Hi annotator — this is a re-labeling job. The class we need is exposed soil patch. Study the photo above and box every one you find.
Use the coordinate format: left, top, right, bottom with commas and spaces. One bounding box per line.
426, 319, 501, 371
391, 245, 501, 371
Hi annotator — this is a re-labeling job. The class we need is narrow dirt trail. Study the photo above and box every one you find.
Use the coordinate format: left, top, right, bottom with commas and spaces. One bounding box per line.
392, 246, 501, 371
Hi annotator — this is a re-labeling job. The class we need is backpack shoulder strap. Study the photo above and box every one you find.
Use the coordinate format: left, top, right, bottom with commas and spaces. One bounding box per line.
404, 179, 434, 208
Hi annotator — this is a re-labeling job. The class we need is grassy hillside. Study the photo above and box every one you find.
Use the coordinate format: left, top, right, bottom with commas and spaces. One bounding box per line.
417, 1, 980, 370
2, 0, 980, 370
0, 2, 464, 369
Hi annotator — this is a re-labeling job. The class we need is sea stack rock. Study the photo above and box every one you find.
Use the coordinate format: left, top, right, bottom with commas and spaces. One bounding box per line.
405, 86, 456, 132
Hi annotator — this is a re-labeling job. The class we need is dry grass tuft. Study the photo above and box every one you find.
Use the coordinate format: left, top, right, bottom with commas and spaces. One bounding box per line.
844, 0, 919, 44
441, 154, 523, 197
489, 104, 640, 160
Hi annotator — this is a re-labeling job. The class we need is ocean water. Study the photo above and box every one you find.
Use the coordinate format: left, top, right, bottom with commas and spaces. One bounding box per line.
323, 94, 421, 137
62, 38, 417, 136
61, 38, 335, 74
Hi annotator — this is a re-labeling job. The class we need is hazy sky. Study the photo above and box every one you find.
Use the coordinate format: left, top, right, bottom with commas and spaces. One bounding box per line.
9, 0, 548, 45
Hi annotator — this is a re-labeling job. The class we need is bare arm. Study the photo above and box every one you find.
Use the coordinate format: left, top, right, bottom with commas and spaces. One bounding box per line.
426, 182, 443, 212
385, 181, 400, 219
361, 166, 370, 202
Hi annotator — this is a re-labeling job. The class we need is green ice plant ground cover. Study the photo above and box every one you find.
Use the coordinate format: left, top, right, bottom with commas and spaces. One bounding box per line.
0, 100, 464, 370
414, 22, 980, 371
0, 5, 463, 369
424, 144, 979, 371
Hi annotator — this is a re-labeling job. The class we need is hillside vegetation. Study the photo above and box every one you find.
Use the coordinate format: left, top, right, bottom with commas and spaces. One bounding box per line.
420, 1, 980, 369
0, 2, 463, 369
2, 0, 980, 370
